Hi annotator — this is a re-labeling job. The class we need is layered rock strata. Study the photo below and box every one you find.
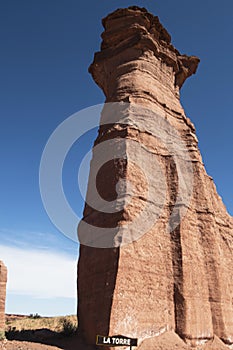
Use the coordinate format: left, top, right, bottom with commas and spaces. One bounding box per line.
77, 7, 233, 349
0, 261, 7, 334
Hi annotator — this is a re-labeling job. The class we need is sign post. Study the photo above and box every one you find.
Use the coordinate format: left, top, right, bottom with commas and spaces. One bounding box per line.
96, 335, 138, 349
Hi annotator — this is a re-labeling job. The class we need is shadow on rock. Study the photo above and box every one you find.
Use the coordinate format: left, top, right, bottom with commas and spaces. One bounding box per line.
6, 328, 96, 350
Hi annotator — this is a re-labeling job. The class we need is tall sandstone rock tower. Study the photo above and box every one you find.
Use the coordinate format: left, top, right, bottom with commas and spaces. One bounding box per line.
0, 261, 7, 335
77, 7, 233, 349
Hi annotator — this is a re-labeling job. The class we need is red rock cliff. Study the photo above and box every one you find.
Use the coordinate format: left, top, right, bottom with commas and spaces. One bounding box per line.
77, 7, 233, 349
0, 261, 7, 333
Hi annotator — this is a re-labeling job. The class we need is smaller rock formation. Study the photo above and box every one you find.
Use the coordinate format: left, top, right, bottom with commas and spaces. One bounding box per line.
0, 261, 7, 335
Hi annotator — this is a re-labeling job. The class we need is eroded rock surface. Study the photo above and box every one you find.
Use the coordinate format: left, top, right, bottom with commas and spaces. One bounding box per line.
0, 261, 7, 333
77, 7, 233, 349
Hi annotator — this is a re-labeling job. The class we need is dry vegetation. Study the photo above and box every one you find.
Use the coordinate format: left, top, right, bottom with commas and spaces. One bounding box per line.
5, 314, 78, 342
5, 314, 77, 333
1, 315, 82, 349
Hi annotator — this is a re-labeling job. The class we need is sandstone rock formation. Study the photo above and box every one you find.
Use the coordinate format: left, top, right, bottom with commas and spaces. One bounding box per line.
77, 7, 233, 349
0, 261, 7, 334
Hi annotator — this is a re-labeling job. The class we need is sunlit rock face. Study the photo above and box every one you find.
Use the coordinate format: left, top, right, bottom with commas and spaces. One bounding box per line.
0, 261, 7, 333
77, 6, 233, 349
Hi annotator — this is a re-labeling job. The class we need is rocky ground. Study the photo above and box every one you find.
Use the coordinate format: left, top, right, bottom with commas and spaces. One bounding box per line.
0, 332, 230, 350
0, 340, 61, 349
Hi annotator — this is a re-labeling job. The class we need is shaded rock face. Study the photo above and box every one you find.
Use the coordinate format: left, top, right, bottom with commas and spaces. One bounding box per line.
77, 6, 233, 349
0, 261, 7, 332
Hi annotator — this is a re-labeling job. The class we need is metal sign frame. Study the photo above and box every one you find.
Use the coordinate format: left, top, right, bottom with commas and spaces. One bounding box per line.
96, 335, 138, 349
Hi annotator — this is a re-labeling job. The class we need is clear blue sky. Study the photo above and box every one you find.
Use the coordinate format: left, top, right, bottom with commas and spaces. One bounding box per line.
0, 1, 232, 316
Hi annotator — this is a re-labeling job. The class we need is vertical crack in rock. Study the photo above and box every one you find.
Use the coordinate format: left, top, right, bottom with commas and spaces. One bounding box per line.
77, 6, 233, 349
